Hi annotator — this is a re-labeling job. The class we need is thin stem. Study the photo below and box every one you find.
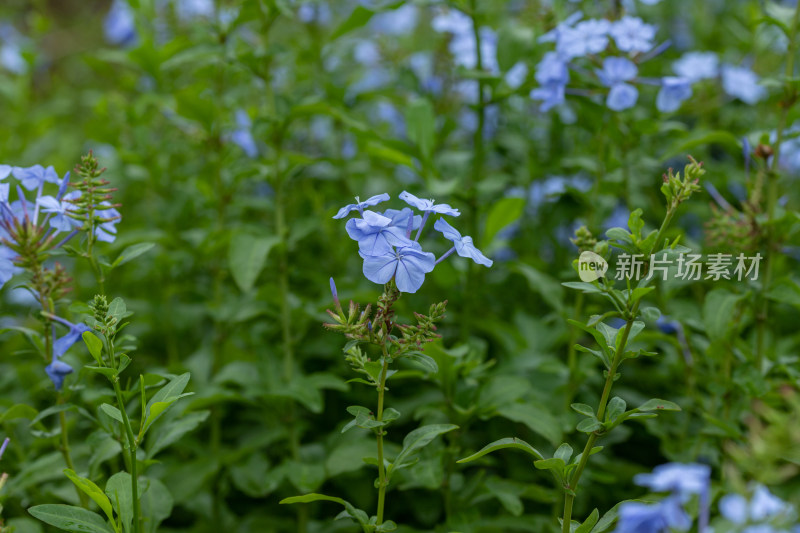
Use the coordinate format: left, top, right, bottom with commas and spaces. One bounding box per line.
756, 0, 800, 367
112, 379, 141, 533
376, 347, 390, 525
564, 292, 585, 409
562, 203, 679, 530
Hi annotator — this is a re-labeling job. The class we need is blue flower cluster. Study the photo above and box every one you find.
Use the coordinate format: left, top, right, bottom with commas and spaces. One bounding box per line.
333, 192, 492, 293
0, 164, 120, 289
719, 484, 800, 533
532, 12, 765, 113
615, 463, 711, 533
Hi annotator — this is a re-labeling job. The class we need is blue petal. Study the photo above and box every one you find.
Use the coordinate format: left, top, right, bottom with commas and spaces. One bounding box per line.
607, 83, 638, 111
53, 323, 92, 358
434, 218, 462, 242
361, 251, 398, 285
719, 494, 747, 524
333, 193, 390, 219
456, 236, 493, 267
45, 360, 74, 390
399, 190, 433, 211
393, 247, 435, 293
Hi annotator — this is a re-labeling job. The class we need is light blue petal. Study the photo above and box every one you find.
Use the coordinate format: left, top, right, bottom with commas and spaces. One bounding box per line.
719, 494, 748, 524
362, 252, 398, 285
607, 83, 638, 111
434, 218, 462, 242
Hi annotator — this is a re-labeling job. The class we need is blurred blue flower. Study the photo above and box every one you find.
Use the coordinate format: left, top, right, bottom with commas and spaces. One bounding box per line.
104, 0, 137, 46
505, 62, 528, 89
371, 3, 417, 35
771, 122, 800, 175
95, 203, 121, 243
656, 77, 692, 112
721, 64, 766, 104
45, 360, 74, 390
597, 57, 639, 110
360, 245, 435, 293
615, 496, 691, 533
531, 52, 569, 111
231, 110, 258, 158
354, 40, 380, 65
604, 204, 630, 231
399, 191, 460, 216
0, 246, 16, 287
635, 463, 711, 501
434, 218, 492, 267
0, 24, 27, 74
558, 19, 610, 59
432, 9, 498, 73
51, 317, 92, 359
175, 0, 215, 21
720, 484, 798, 531
672, 51, 719, 82
656, 316, 681, 335
345, 210, 414, 255
297, 2, 331, 25
11, 165, 60, 191
609, 16, 656, 53
333, 193, 391, 219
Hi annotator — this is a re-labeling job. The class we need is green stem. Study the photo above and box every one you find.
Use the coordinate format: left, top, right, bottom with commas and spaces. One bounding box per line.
462, 0, 486, 341
57, 398, 89, 508
112, 380, 140, 533
565, 292, 585, 409
756, 0, 800, 367
562, 204, 678, 530
376, 350, 390, 525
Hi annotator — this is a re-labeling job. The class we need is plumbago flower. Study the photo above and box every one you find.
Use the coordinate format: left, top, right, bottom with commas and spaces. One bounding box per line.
0, 153, 121, 390
717, 484, 800, 532
615, 463, 711, 533
335, 191, 486, 293
531, 11, 696, 113
281, 192, 492, 530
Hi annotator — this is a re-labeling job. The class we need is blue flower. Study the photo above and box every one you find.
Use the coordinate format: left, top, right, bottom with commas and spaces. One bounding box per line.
656, 316, 681, 335
37, 192, 82, 232
399, 191, 460, 216
371, 3, 417, 35
597, 57, 639, 111
531, 52, 570, 111
53, 320, 92, 359
345, 210, 414, 255
656, 77, 692, 112
382, 208, 422, 234
634, 463, 711, 501
175, 0, 215, 21
721, 64, 766, 104
360, 245, 435, 293
45, 360, 74, 391
615, 497, 691, 533
11, 165, 60, 191
558, 19, 610, 59
104, 0, 137, 46
609, 16, 656, 53
231, 110, 258, 158
505, 62, 528, 89
333, 193, 391, 219
0, 246, 16, 287
672, 51, 719, 82
720, 484, 797, 531
0, 165, 11, 180
433, 218, 493, 267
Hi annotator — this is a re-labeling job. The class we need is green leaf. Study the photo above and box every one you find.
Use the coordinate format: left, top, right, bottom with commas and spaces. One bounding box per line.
147, 411, 210, 459
605, 397, 626, 423
636, 399, 681, 412
330, 5, 374, 40
495, 402, 562, 447
0, 404, 38, 424
228, 234, 280, 292
554, 443, 573, 464
576, 508, 600, 533
484, 197, 526, 248
28, 504, 114, 533
279, 494, 369, 527
105, 473, 133, 533
82, 332, 104, 365
405, 98, 435, 160
512, 263, 564, 312
139, 477, 173, 533
570, 404, 595, 417
112, 243, 155, 268
703, 289, 746, 340
576, 418, 604, 433
766, 277, 800, 308
457, 437, 544, 463
387, 424, 458, 478
404, 352, 438, 374
99, 404, 124, 424
62, 470, 117, 532
108, 298, 127, 324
